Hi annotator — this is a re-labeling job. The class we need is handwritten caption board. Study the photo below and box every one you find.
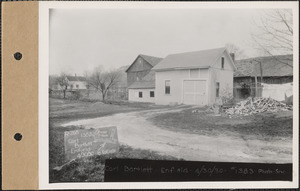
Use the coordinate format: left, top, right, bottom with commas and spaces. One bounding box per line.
64, 126, 119, 161
104, 159, 292, 182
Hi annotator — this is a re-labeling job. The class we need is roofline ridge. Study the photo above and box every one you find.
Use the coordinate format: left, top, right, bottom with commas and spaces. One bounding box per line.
139, 54, 163, 59
166, 47, 226, 56
236, 54, 293, 62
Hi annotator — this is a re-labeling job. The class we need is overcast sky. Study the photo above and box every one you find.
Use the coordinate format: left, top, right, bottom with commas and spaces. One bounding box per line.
50, 8, 267, 76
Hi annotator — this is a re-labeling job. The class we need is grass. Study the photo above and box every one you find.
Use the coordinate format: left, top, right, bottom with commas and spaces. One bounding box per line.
50, 98, 166, 124
49, 98, 179, 183
149, 107, 293, 141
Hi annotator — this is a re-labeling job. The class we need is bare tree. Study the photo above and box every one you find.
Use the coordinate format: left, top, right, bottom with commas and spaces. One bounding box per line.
56, 73, 70, 99
225, 43, 247, 60
87, 67, 122, 101
252, 9, 293, 67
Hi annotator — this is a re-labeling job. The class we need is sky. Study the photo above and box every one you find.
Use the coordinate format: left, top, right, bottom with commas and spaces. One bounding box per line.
49, 8, 267, 76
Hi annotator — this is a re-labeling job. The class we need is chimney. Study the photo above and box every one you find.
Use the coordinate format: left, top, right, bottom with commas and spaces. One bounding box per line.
230, 53, 235, 62
75, 73, 77, 77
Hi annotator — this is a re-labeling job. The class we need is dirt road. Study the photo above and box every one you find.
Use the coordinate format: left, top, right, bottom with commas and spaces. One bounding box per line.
62, 106, 292, 163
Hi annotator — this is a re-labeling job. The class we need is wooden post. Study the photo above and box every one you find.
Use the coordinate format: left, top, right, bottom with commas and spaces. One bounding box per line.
259, 61, 263, 84
259, 61, 263, 97
255, 75, 258, 97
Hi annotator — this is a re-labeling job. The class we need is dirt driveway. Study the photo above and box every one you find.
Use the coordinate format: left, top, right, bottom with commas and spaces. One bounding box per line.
62, 105, 292, 163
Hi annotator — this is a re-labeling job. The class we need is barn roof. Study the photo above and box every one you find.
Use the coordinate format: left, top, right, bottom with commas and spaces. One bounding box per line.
125, 54, 163, 72
234, 55, 293, 77
139, 54, 163, 67
152, 47, 227, 71
128, 71, 155, 89
128, 81, 155, 89
66, 76, 86, 81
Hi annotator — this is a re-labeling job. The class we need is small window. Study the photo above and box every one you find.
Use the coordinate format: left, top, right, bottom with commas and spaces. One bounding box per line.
76, 84, 79, 88
139, 91, 143, 98
150, 91, 155, 97
165, 80, 170, 94
216, 82, 220, 97
221, 57, 225, 69
139, 58, 143, 63
70, 84, 73, 89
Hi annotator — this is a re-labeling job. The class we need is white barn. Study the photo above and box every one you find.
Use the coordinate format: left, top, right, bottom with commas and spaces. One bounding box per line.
152, 47, 236, 105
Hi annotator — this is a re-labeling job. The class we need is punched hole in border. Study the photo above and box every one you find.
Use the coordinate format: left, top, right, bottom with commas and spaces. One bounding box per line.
14, 52, 22, 60
14, 133, 22, 141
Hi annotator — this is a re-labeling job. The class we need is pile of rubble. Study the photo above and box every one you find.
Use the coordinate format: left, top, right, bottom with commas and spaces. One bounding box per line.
225, 97, 292, 116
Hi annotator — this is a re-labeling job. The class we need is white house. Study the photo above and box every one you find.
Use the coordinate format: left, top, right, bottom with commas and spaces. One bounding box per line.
54, 75, 88, 91
67, 75, 87, 90
152, 47, 236, 105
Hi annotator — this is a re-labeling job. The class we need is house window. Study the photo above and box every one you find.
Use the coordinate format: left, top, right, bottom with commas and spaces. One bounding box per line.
70, 84, 73, 89
76, 84, 79, 88
150, 91, 155, 97
221, 57, 225, 69
139, 91, 143, 98
165, 80, 170, 94
216, 82, 220, 97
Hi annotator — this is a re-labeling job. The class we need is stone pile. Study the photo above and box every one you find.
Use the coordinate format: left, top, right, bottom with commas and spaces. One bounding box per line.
225, 97, 292, 116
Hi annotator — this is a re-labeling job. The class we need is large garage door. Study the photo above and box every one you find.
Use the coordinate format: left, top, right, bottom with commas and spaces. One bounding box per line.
183, 80, 207, 105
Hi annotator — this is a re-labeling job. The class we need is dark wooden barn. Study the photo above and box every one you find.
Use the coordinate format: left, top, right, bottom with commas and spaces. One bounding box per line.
234, 55, 293, 100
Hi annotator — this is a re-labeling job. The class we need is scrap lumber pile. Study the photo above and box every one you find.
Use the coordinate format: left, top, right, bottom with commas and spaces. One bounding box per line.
225, 97, 292, 116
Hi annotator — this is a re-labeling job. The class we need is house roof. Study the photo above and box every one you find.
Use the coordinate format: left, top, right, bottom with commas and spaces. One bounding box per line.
66, 76, 86, 82
152, 47, 227, 71
234, 55, 293, 77
125, 54, 163, 72
128, 71, 156, 89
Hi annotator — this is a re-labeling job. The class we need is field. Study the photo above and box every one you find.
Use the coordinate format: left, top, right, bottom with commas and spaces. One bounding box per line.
49, 98, 293, 182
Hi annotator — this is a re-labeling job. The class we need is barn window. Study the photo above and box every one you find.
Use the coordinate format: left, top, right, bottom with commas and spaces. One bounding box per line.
221, 57, 225, 69
216, 82, 220, 97
139, 91, 143, 98
150, 91, 155, 97
165, 80, 170, 94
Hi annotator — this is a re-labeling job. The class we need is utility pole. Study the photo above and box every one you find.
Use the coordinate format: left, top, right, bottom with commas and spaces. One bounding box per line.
254, 59, 263, 85
251, 59, 263, 97
254, 74, 258, 97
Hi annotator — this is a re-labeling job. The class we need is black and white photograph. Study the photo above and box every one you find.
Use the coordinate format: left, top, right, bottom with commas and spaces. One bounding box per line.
39, 1, 298, 189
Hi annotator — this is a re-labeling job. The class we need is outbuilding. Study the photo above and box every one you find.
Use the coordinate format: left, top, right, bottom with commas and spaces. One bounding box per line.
126, 54, 163, 103
152, 47, 236, 105
234, 54, 293, 101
